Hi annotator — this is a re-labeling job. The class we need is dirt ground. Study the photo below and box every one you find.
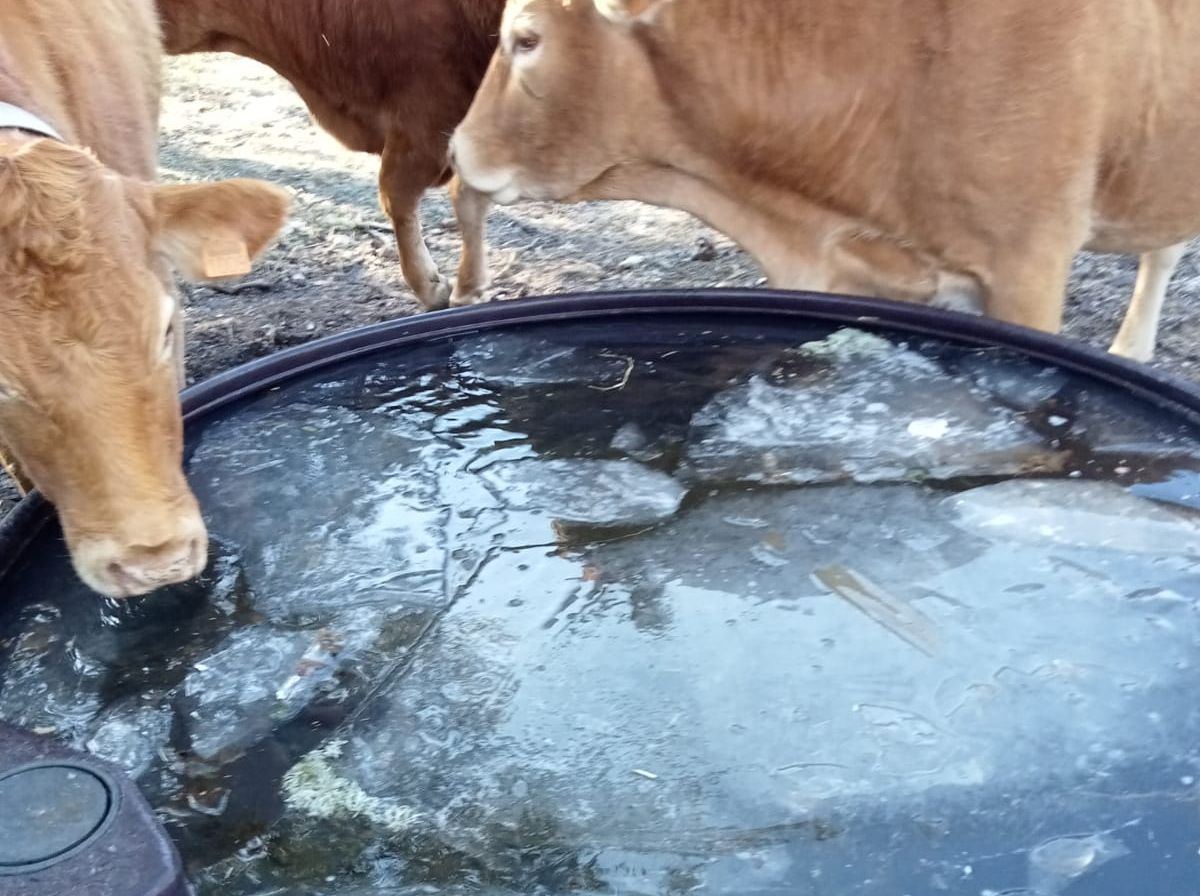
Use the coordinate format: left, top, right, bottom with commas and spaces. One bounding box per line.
2, 53, 1199, 517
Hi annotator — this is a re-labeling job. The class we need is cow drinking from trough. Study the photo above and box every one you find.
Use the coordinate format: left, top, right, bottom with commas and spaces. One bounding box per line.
1, 0, 289, 597
156, 0, 505, 310
451, 0, 1200, 360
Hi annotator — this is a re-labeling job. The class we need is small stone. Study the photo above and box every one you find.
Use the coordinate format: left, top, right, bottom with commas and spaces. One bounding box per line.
619, 254, 645, 270
610, 422, 667, 463
691, 237, 718, 262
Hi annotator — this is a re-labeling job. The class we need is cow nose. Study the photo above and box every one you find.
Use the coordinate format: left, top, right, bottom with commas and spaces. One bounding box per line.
103, 532, 208, 598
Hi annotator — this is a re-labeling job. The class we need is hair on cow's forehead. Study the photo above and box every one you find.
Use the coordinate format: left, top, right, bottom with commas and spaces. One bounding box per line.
0, 140, 156, 288
0, 139, 170, 374
1, 140, 159, 297
500, 0, 665, 39
501, 0, 536, 38
501, 0, 573, 37
0, 140, 96, 273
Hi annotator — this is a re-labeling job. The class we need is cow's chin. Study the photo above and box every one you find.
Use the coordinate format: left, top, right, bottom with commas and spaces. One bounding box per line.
488, 181, 525, 206
464, 172, 567, 207
454, 163, 521, 205
451, 136, 518, 200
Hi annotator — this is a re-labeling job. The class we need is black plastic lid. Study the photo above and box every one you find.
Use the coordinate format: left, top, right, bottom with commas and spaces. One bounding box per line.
0, 762, 116, 874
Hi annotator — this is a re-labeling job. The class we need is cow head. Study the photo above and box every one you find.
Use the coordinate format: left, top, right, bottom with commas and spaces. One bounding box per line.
0, 137, 289, 598
450, 0, 674, 204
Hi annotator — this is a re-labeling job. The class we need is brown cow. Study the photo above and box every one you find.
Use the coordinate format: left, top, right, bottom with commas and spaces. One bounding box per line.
1, 0, 289, 597
451, 0, 1200, 361
156, 0, 505, 310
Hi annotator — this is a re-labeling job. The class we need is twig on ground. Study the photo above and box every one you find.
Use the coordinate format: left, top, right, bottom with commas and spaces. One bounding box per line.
202, 279, 275, 296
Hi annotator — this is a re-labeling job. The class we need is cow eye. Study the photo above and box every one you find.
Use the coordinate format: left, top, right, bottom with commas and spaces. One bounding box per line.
513, 32, 541, 54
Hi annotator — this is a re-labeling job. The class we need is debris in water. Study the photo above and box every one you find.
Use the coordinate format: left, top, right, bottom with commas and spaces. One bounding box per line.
813, 566, 941, 657
187, 786, 231, 817
907, 418, 950, 440
282, 740, 422, 833
1029, 831, 1129, 894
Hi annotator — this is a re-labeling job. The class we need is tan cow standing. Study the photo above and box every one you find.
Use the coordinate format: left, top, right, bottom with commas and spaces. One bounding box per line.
0, 0, 289, 597
451, 0, 1200, 361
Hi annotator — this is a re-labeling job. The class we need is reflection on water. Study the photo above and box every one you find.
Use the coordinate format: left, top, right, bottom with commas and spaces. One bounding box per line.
2, 320, 1200, 895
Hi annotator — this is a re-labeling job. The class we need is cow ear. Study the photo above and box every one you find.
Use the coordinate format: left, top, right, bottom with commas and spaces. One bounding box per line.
593, 0, 670, 25
152, 179, 291, 281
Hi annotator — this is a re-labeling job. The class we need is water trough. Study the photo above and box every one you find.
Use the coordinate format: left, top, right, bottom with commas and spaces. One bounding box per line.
1, 289, 1199, 895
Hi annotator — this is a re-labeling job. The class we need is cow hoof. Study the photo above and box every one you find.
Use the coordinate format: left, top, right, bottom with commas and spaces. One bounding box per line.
450, 281, 493, 307
418, 277, 452, 312
1109, 339, 1154, 363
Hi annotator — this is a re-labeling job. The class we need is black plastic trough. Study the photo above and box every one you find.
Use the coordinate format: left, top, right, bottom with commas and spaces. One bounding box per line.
0, 288, 1198, 896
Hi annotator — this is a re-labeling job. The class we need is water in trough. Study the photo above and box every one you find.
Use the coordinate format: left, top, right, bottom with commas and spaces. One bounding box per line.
2, 318, 1199, 895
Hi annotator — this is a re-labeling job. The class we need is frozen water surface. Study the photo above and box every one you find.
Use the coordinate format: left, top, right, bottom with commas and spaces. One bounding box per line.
479, 459, 686, 528
453, 332, 635, 389
2, 321, 1200, 895
177, 610, 385, 762
86, 695, 174, 780
682, 329, 1067, 485
948, 478, 1200, 555
240, 484, 1200, 894
186, 405, 451, 620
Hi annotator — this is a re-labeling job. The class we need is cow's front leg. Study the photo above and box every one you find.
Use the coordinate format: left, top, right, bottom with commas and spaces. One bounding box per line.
980, 228, 1088, 333
379, 138, 451, 311
449, 177, 492, 306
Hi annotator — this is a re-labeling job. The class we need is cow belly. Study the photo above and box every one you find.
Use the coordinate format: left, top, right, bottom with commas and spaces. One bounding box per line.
1088, 54, 1200, 251
1087, 181, 1200, 255
1085, 224, 1197, 257
1088, 157, 1200, 254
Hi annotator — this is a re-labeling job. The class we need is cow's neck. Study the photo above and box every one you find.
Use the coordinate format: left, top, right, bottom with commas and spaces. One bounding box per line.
633, 0, 917, 240
577, 162, 849, 290
0, 60, 51, 138
0, 6, 157, 179
0, 36, 69, 144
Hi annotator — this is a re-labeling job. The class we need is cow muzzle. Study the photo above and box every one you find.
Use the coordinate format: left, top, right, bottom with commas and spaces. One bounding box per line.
68, 501, 209, 598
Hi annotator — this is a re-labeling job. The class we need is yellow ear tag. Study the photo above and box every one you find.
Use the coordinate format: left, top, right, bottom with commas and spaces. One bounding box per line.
202, 238, 252, 279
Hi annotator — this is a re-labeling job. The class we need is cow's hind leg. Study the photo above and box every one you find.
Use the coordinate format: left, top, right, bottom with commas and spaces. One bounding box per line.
380, 138, 451, 311
1110, 242, 1188, 363
449, 177, 492, 306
